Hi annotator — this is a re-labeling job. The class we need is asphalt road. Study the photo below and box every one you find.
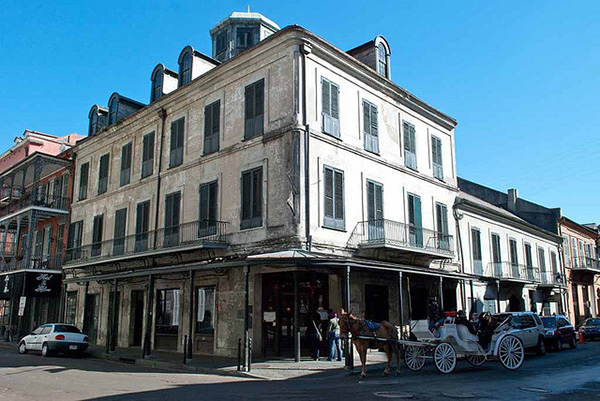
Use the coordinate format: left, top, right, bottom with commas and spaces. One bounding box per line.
1, 341, 600, 400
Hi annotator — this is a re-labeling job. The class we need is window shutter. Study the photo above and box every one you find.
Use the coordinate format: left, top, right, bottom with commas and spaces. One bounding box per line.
363, 101, 370, 136
322, 80, 330, 116
199, 184, 209, 222
244, 84, 254, 138
370, 105, 378, 138
324, 168, 334, 218
252, 169, 262, 218
242, 172, 252, 220
367, 182, 374, 221
375, 184, 383, 220
331, 83, 339, 120
334, 170, 344, 222
413, 196, 422, 228
254, 80, 264, 136
209, 182, 218, 222
170, 121, 178, 151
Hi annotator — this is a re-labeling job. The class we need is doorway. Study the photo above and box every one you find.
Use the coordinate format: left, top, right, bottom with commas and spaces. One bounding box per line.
83, 294, 99, 344
108, 291, 121, 349
130, 290, 144, 346
365, 285, 389, 322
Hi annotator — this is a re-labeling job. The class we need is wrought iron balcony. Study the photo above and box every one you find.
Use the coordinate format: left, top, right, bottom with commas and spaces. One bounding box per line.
484, 262, 539, 282
347, 219, 454, 257
0, 188, 69, 219
65, 220, 228, 265
572, 257, 600, 273
539, 270, 564, 286
0, 254, 63, 272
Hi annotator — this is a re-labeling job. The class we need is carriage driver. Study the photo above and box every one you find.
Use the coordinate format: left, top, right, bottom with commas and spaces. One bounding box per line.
427, 298, 446, 334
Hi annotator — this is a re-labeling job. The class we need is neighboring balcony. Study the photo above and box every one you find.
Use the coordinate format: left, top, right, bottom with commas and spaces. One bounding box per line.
572, 257, 600, 273
482, 262, 540, 283
539, 270, 564, 286
64, 220, 228, 266
347, 219, 454, 264
0, 253, 64, 272
0, 188, 69, 220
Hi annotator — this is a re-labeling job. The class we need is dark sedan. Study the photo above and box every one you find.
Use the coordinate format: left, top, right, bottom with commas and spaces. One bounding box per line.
580, 318, 600, 340
541, 315, 577, 350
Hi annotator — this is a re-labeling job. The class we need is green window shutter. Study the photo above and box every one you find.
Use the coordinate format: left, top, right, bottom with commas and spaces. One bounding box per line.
334, 170, 344, 222
324, 167, 334, 218
374, 183, 383, 220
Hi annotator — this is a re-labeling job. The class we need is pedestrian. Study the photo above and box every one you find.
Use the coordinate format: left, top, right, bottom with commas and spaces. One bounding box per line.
327, 309, 343, 361
427, 298, 445, 334
306, 310, 323, 360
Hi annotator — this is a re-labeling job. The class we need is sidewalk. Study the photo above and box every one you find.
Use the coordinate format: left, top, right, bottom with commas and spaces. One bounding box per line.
1, 340, 391, 381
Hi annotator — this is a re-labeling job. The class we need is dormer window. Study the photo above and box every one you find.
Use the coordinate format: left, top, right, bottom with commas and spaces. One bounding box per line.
88, 105, 108, 136
236, 27, 255, 50
179, 51, 192, 86
377, 42, 389, 78
89, 111, 98, 136
151, 66, 164, 102
108, 96, 118, 125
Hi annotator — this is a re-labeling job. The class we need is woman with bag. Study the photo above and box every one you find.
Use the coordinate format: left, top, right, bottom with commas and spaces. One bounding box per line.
327, 310, 343, 361
306, 310, 323, 360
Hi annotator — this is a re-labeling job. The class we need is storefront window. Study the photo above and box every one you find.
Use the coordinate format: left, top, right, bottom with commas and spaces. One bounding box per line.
156, 289, 180, 334
65, 291, 77, 324
196, 286, 215, 335
0, 300, 10, 325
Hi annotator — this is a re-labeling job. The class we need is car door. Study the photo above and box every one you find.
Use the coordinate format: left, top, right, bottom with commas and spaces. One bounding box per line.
559, 318, 573, 342
27, 326, 44, 350
521, 315, 537, 347
38, 325, 53, 349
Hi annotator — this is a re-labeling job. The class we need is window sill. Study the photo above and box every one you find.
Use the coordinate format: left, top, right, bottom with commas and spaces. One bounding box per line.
364, 149, 380, 156
240, 222, 263, 231
322, 131, 342, 141
242, 133, 263, 142
404, 165, 418, 172
322, 224, 346, 233
434, 176, 445, 183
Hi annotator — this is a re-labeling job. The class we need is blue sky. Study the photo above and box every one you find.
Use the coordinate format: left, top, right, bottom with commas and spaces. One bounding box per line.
1, 1, 598, 223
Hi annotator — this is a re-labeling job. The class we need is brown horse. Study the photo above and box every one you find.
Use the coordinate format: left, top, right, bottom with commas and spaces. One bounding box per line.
339, 309, 401, 379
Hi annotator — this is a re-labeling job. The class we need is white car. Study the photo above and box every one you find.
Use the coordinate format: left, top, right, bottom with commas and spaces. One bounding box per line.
19, 323, 90, 357
493, 312, 547, 355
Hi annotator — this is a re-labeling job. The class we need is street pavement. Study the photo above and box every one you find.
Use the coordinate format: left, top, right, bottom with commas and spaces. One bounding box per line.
1, 341, 600, 400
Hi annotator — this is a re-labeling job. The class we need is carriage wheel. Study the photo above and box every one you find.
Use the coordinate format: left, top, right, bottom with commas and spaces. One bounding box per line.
433, 343, 456, 374
467, 354, 486, 367
498, 335, 524, 370
404, 345, 426, 371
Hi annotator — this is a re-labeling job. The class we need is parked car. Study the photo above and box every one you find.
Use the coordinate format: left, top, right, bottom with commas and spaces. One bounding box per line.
19, 323, 89, 357
493, 312, 546, 355
580, 318, 600, 340
541, 315, 577, 350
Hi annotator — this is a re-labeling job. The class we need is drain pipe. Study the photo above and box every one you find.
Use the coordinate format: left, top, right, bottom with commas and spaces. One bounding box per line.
153, 108, 167, 249
300, 42, 312, 251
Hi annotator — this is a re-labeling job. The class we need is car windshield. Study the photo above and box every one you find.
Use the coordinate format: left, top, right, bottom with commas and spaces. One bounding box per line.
541, 317, 556, 328
53, 325, 81, 333
493, 314, 518, 326
584, 318, 600, 326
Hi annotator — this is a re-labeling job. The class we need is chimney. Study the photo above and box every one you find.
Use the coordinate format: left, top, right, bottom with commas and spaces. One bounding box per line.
507, 188, 518, 212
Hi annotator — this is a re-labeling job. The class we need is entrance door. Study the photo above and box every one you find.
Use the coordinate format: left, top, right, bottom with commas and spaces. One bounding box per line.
572, 284, 580, 325
365, 285, 389, 322
583, 285, 591, 318
108, 291, 121, 349
130, 290, 144, 346
83, 294, 99, 344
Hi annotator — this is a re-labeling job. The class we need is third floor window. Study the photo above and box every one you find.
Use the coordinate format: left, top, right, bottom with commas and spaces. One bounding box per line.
142, 131, 155, 178
244, 79, 264, 139
120, 142, 132, 187
241, 167, 263, 230
204, 100, 220, 155
321, 78, 340, 138
170, 118, 185, 168
363, 100, 379, 154
403, 121, 417, 170
97, 154, 110, 195
431, 135, 443, 180
78, 162, 89, 201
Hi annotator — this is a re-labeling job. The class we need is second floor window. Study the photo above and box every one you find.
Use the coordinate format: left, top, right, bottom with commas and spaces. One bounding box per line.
98, 154, 110, 195
491, 233, 502, 264
435, 203, 449, 250
170, 118, 185, 168
199, 181, 218, 237
509, 239, 519, 265
538, 247, 547, 272
551, 251, 558, 274
244, 79, 264, 139
113, 208, 127, 256
572, 237, 578, 267
91, 214, 104, 257
471, 228, 482, 274
431, 136, 443, 180
79, 162, 89, 201
323, 166, 344, 230
363, 100, 379, 154
135, 201, 150, 252
241, 167, 263, 229
322, 78, 340, 137
120, 142, 132, 187
525, 243, 533, 268
204, 100, 220, 155
66, 220, 83, 259
408, 193, 422, 247
164, 192, 181, 247
562, 235, 571, 267
403, 121, 417, 170
141, 131, 155, 178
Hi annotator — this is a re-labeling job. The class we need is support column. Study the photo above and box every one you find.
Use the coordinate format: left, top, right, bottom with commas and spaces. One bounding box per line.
59, 283, 67, 323
110, 278, 118, 352
243, 265, 250, 371
142, 274, 154, 358
186, 269, 194, 361
293, 271, 300, 362
344, 265, 353, 370
25, 210, 35, 269
438, 276, 444, 311
398, 271, 404, 340
406, 275, 412, 338
81, 282, 89, 330
469, 280, 475, 316
496, 280, 501, 313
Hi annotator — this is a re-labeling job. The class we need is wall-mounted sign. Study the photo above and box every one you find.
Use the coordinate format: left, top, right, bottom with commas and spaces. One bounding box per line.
263, 311, 276, 323
18, 296, 26, 316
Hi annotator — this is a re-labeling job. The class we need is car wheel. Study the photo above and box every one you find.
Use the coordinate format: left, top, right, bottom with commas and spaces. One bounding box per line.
18, 341, 27, 354
41, 343, 51, 357
536, 337, 546, 356
569, 336, 577, 349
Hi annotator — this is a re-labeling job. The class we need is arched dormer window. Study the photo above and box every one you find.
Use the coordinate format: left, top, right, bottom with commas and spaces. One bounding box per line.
108, 93, 119, 125
151, 64, 164, 102
178, 47, 193, 87
88, 105, 108, 136
375, 37, 391, 79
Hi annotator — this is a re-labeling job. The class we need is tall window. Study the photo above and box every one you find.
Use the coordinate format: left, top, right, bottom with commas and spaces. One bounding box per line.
323, 166, 344, 230
215, 32, 227, 56
551, 251, 558, 277
56, 223, 65, 260
403, 121, 417, 170
151, 69, 163, 102
66, 220, 83, 261
204, 100, 220, 155
156, 289, 180, 334
89, 111, 98, 136
79, 162, 89, 201
584, 243, 592, 265
491, 233, 502, 277
366, 180, 384, 242
141, 131, 155, 178
91, 214, 104, 257
236, 27, 255, 50
196, 286, 215, 335
241, 167, 263, 229
108, 98, 118, 125
97, 153, 110, 195
321, 78, 340, 137
65, 291, 77, 324
572, 237, 579, 267
578, 240, 584, 267
164, 192, 181, 247
471, 228, 483, 275
199, 181, 218, 237
179, 51, 192, 86
562, 235, 571, 267
431, 136, 443, 180
135, 201, 150, 252
408, 193, 422, 247
538, 247, 547, 272
509, 239, 519, 278
435, 203, 449, 251
0, 300, 11, 326
120, 142, 132, 187
169, 118, 185, 168
377, 42, 388, 78
113, 208, 127, 256
244, 79, 264, 139
363, 100, 379, 154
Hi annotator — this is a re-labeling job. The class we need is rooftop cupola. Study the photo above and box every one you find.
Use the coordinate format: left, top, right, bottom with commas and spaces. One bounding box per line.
209, 9, 280, 63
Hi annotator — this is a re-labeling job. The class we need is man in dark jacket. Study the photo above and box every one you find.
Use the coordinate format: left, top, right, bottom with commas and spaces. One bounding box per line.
427, 298, 445, 333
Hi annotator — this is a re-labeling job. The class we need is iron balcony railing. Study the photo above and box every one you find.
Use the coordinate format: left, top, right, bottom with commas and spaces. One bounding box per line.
0, 189, 69, 218
573, 257, 600, 271
0, 241, 16, 257
484, 262, 540, 282
347, 219, 454, 256
539, 270, 563, 285
65, 220, 228, 265
0, 254, 63, 272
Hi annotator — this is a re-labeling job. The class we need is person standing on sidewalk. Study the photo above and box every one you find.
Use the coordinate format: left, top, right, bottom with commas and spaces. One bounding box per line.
327, 310, 342, 361
306, 310, 323, 360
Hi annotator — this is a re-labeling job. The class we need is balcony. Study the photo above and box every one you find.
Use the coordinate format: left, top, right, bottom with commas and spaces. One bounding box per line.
65, 220, 228, 266
539, 270, 564, 286
572, 257, 600, 273
0, 189, 69, 220
347, 219, 454, 263
0, 254, 63, 272
483, 262, 539, 282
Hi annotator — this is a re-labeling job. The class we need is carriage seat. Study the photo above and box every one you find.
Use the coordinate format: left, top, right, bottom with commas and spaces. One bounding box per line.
456, 323, 479, 342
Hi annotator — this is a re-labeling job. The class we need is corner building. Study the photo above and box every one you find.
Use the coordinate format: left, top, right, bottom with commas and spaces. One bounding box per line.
63, 11, 463, 359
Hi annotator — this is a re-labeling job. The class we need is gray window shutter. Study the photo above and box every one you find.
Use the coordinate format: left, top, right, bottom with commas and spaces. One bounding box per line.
324, 168, 334, 218
363, 101, 370, 136
254, 80, 264, 136
331, 83, 339, 120
322, 80, 330, 116
375, 184, 383, 220
334, 170, 344, 222
367, 182, 374, 221
244, 84, 254, 138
